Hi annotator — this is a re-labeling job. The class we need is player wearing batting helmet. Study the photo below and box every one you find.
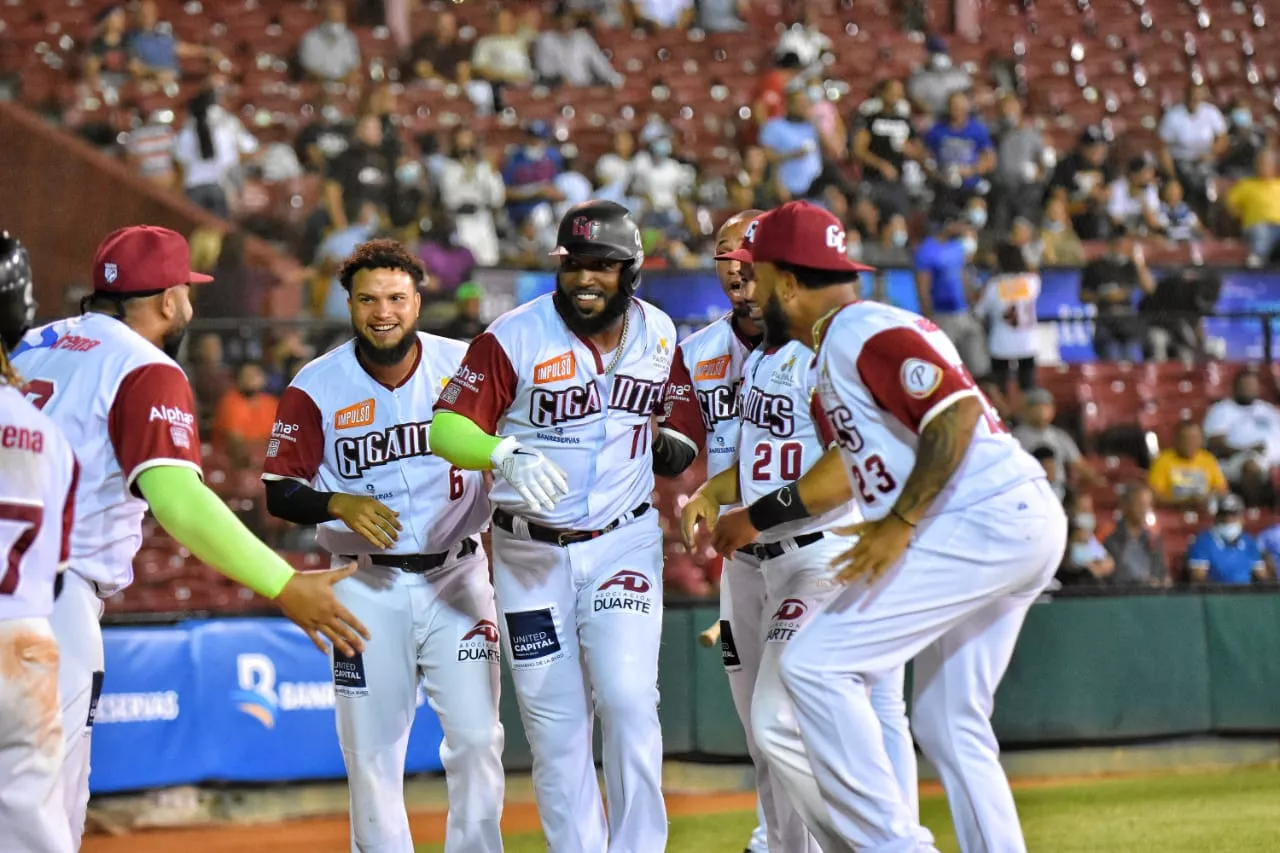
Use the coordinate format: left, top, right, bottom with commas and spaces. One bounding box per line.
429, 200, 702, 852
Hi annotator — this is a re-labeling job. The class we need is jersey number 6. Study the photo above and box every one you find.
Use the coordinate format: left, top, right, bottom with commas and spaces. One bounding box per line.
448, 466, 465, 501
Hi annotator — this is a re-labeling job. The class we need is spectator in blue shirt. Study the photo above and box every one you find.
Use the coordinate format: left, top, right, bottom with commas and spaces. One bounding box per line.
1186, 494, 1267, 584
1257, 521, 1280, 576
914, 210, 988, 375
759, 90, 824, 200
924, 91, 995, 207
502, 121, 565, 228
128, 0, 219, 84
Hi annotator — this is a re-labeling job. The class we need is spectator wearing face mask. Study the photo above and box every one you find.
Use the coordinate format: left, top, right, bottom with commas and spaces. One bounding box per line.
861, 213, 913, 268
1079, 226, 1156, 361
439, 128, 505, 267
1046, 125, 1114, 241
1013, 388, 1106, 493
1039, 195, 1087, 266
923, 91, 995, 211
298, 0, 363, 83
1158, 82, 1228, 215
1187, 495, 1267, 584
325, 113, 395, 232
1203, 368, 1280, 506
535, 6, 623, 88
1219, 100, 1266, 179
1106, 155, 1163, 235
1103, 483, 1169, 586
212, 363, 279, 468
976, 241, 1041, 394
851, 78, 921, 220
990, 94, 1045, 234
631, 129, 692, 223
502, 121, 565, 229
913, 210, 988, 376
1148, 419, 1228, 511
759, 89, 824, 201
907, 35, 972, 116
1057, 492, 1114, 586
1226, 148, 1280, 268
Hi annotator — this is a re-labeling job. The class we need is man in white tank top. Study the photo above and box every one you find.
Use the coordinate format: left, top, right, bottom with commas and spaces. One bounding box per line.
730, 201, 1066, 853
11, 225, 368, 848
0, 232, 78, 853
263, 240, 503, 853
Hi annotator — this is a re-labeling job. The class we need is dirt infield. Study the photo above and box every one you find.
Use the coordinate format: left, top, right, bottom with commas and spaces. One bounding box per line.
80, 791, 761, 853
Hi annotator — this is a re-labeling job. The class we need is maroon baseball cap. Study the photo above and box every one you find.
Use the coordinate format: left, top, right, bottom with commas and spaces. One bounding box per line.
92, 225, 214, 294
714, 201, 875, 273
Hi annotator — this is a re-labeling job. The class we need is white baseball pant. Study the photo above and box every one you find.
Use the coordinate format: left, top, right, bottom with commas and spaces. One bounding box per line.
779, 479, 1068, 853
0, 617, 73, 853
48, 571, 104, 851
330, 544, 505, 853
747, 799, 769, 853
719, 553, 809, 853
750, 536, 916, 853
491, 511, 666, 853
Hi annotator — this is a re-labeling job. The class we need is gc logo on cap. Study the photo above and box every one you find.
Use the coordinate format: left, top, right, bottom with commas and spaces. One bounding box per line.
92, 225, 214, 294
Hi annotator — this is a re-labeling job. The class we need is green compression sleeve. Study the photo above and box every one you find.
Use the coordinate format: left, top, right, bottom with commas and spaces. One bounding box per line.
429, 411, 502, 470
136, 466, 295, 599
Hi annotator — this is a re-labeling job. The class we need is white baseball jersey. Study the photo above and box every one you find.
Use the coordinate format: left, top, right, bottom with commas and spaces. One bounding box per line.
435, 294, 685, 529
664, 313, 760, 479
11, 313, 204, 594
262, 333, 489, 556
813, 301, 1045, 522
0, 386, 78, 620
974, 272, 1041, 359
737, 341, 855, 544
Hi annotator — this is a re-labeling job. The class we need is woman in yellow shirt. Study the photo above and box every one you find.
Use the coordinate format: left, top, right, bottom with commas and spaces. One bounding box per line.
1148, 419, 1229, 510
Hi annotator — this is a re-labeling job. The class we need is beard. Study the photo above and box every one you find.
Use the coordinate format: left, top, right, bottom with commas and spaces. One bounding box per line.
761, 294, 793, 348
355, 326, 418, 366
161, 324, 188, 359
553, 279, 630, 338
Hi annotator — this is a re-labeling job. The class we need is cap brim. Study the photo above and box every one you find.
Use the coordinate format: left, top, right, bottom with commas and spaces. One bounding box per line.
714, 248, 755, 262
188, 271, 214, 284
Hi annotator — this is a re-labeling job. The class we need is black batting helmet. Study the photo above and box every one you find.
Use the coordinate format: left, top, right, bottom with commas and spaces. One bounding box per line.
551, 200, 645, 295
0, 231, 35, 352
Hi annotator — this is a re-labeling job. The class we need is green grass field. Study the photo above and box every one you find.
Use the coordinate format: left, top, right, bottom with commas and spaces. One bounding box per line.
418, 764, 1280, 852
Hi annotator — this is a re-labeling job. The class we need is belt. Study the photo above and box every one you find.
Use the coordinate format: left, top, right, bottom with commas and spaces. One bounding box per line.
737, 531, 825, 561
492, 502, 651, 547
358, 538, 479, 573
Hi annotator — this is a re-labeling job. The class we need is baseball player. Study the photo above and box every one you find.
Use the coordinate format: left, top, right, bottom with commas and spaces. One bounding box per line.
262, 239, 503, 853
429, 201, 698, 852
680, 275, 917, 849
729, 201, 1066, 853
11, 225, 368, 849
0, 232, 77, 853
662, 210, 788, 853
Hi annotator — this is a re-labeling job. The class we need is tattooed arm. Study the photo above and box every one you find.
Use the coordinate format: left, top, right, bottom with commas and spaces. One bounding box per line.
890, 395, 982, 525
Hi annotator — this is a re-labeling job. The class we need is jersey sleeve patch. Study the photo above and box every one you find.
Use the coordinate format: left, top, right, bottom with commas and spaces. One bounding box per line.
659, 346, 706, 453
262, 386, 326, 482
107, 363, 205, 493
433, 332, 519, 434
854, 327, 973, 434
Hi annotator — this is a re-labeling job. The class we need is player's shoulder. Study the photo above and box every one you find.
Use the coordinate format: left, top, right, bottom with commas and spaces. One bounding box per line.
289, 339, 356, 391
676, 313, 736, 362
829, 300, 925, 338
483, 293, 555, 343
416, 330, 470, 372
633, 296, 676, 334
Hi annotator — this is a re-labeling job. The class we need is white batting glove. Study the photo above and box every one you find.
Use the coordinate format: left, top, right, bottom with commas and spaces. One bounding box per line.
490, 436, 570, 513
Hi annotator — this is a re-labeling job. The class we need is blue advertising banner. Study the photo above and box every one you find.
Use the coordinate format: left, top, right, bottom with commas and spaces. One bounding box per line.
92, 627, 201, 793
91, 619, 445, 793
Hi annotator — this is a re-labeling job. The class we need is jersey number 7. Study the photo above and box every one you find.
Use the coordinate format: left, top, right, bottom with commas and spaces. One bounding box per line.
21, 379, 56, 411
0, 503, 43, 595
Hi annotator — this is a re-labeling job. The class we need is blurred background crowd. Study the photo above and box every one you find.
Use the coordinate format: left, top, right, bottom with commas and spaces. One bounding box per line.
6, 0, 1280, 610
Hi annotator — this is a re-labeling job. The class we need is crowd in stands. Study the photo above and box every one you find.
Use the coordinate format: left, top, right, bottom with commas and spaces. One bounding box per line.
9, 0, 1280, 608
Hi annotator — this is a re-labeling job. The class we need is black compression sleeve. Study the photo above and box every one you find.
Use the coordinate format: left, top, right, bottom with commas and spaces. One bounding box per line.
652, 427, 698, 478
264, 478, 336, 525
747, 483, 811, 531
